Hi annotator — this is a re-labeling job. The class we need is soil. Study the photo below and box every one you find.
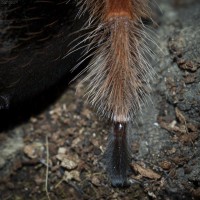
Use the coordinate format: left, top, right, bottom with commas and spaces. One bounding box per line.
0, 1, 200, 200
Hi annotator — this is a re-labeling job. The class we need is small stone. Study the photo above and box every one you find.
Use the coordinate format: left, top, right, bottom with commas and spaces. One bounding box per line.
168, 147, 176, 154
91, 176, 101, 186
160, 160, 172, 170
24, 143, 44, 159
58, 147, 67, 154
93, 147, 101, 155
30, 117, 37, 123
0, 157, 5, 169
72, 138, 81, 148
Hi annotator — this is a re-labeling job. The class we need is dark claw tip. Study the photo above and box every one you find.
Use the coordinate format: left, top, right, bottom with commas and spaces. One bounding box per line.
111, 177, 130, 188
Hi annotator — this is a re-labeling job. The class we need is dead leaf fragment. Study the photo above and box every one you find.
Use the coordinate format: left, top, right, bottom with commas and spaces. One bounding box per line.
56, 154, 78, 170
61, 158, 77, 170
63, 170, 80, 182
175, 107, 186, 124
131, 163, 161, 180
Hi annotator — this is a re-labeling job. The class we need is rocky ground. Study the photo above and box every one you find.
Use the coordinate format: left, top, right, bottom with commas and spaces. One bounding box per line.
0, 0, 200, 199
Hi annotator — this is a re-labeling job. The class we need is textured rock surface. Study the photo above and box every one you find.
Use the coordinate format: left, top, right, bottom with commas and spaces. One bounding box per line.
0, 0, 200, 199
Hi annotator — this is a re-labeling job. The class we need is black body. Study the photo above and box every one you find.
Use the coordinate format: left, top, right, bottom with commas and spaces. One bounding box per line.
0, 0, 84, 129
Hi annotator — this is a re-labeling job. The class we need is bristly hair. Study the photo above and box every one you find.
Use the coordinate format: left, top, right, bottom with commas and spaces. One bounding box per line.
72, 0, 155, 123
69, 0, 156, 187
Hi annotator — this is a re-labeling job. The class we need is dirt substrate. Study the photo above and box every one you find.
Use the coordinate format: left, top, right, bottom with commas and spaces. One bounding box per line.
0, 1, 200, 200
